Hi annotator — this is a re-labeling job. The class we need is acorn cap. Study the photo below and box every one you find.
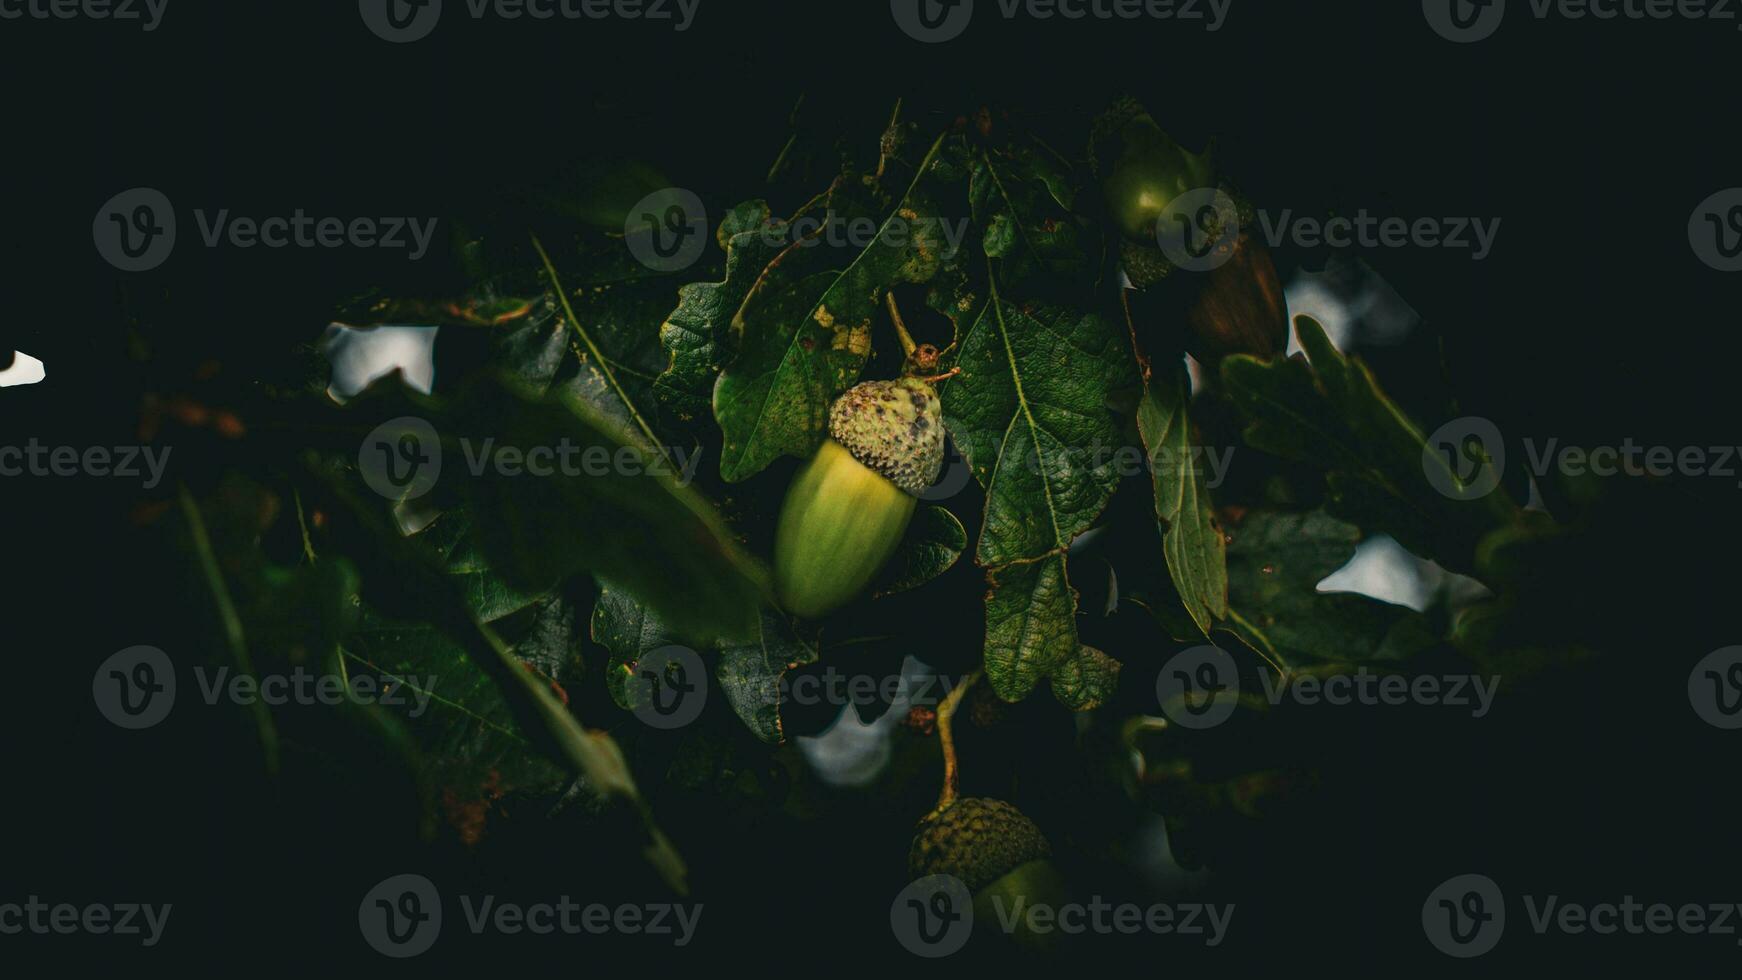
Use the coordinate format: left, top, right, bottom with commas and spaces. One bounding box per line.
909, 798, 1052, 893
828, 378, 944, 497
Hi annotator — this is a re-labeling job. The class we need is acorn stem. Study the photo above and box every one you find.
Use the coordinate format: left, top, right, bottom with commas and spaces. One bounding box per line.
911, 366, 959, 385
885, 292, 918, 358
931, 670, 982, 817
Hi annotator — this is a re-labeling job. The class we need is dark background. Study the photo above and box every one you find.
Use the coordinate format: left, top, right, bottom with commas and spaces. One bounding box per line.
4, 0, 1739, 970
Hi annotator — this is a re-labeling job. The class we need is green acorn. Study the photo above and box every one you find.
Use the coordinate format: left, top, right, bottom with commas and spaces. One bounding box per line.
1091, 99, 1216, 244
774, 362, 946, 619
909, 798, 1067, 950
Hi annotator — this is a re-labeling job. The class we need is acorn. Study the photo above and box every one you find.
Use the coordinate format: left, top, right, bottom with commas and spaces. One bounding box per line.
909, 798, 1067, 950
773, 351, 946, 619
1182, 229, 1287, 365
1091, 99, 1216, 244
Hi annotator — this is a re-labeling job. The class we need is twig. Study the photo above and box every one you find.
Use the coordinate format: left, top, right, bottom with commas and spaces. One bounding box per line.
930, 670, 981, 817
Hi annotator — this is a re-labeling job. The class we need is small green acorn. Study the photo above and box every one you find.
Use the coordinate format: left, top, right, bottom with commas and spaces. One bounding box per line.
909, 798, 1067, 950
774, 354, 946, 619
1091, 99, 1216, 244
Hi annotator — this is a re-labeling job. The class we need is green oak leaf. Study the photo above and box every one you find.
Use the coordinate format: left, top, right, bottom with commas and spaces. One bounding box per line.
1222, 510, 1437, 671
875, 505, 967, 597
942, 290, 1136, 701
344, 513, 578, 798
944, 294, 1137, 566
982, 553, 1080, 701
938, 168, 1135, 703
591, 587, 818, 744
590, 581, 684, 712
1051, 645, 1121, 711
1136, 358, 1228, 635
654, 201, 787, 426
716, 612, 820, 744
532, 237, 679, 456
713, 132, 969, 482
970, 141, 1094, 288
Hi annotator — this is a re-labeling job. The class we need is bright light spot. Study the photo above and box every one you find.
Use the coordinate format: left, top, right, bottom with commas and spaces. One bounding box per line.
1316, 535, 1430, 611
1282, 277, 1355, 355
0, 351, 46, 388
1317, 534, 1491, 613
798, 656, 934, 788
323, 325, 437, 402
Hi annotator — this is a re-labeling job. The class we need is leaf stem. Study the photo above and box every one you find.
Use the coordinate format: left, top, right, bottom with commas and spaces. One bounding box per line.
178, 483, 280, 775
293, 487, 318, 564
530, 234, 674, 472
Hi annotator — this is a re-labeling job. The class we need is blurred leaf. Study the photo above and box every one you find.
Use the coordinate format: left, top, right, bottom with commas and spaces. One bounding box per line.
1220, 315, 1519, 573
303, 467, 686, 891
431, 373, 769, 645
